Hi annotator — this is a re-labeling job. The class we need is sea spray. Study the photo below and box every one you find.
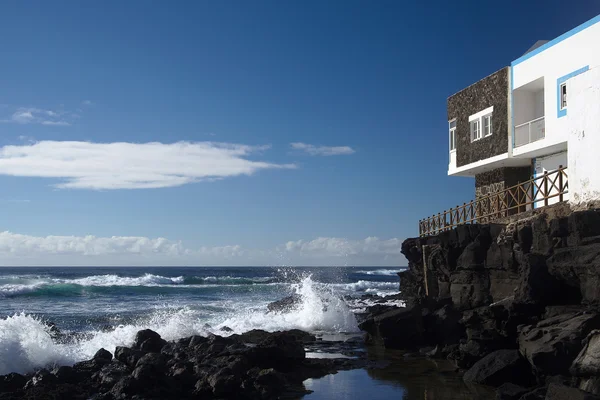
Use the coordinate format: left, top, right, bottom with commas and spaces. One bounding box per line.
216, 275, 359, 334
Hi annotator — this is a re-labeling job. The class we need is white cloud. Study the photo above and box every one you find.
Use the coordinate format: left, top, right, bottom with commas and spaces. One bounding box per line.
0, 232, 404, 266
2, 107, 72, 126
82, 100, 93, 106
0, 232, 185, 257
284, 236, 401, 257
290, 142, 355, 156
0, 140, 296, 190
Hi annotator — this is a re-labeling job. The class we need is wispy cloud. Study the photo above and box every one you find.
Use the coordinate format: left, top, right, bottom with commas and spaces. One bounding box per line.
0, 199, 31, 203
290, 142, 355, 156
82, 100, 93, 106
0, 140, 296, 190
1, 107, 73, 126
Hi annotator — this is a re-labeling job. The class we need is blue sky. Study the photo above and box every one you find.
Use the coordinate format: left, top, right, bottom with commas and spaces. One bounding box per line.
0, 1, 598, 266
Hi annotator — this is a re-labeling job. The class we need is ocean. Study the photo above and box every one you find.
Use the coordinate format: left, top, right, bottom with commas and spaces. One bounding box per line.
0, 266, 402, 376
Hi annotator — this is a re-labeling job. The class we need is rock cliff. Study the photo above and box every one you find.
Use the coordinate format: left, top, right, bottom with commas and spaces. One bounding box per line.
360, 203, 600, 399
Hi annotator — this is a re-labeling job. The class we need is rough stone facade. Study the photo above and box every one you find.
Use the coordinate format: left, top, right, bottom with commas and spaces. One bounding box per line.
475, 167, 532, 199
448, 67, 509, 167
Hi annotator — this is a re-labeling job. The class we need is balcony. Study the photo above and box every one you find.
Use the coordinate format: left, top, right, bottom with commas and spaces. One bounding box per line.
514, 116, 545, 148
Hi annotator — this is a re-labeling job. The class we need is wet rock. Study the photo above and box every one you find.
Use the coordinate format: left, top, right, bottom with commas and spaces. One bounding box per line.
519, 312, 600, 375
235, 329, 270, 344
93, 348, 113, 362
110, 376, 139, 398
545, 383, 600, 400
267, 294, 302, 313
24, 369, 57, 389
495, 382, 528, 400
359, 306, 424, 349
207, 368, 241, 396
114, 346, 144, 367
220, 326, 233, 333
248, 331, 306, 370
188, 335, 208, 347
571, 330, 600, 377
135, 353, 167, 371
463, 349, 533, 387
92, 361, 130, 387
133, 329, 166, 353
51, 366, 77, 384
0, 372, 27, 392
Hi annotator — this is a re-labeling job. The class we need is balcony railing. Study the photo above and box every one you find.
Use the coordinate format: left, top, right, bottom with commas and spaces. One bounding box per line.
514, 116, 545, 148
419, 166, 568, 237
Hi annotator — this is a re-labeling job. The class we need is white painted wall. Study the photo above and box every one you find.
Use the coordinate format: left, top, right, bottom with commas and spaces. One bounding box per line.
512, 18, 600, 156
568, 67, 600, 204
534, 151, 568, 207
449, 150, 456, 172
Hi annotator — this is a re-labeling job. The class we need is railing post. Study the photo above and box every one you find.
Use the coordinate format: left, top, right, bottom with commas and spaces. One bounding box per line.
544, 171, 549, 207
559, 165, 564, 202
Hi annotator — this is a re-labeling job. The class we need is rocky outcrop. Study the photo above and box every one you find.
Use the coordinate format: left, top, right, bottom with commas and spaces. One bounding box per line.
0, 329, 364, 400
359, 204, 600, 399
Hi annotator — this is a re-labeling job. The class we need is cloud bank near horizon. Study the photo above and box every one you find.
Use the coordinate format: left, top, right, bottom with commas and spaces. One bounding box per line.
0, 231, 404, 266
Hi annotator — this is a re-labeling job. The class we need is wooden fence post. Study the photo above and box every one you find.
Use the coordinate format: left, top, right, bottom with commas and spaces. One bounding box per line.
544, 171, 549, 207
559, 165, 564, 202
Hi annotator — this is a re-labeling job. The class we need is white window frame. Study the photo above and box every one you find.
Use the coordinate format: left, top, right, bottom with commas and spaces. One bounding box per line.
560, 82, 567, 110
468, 106, 494, 142
470, 120, 481, 141
449, 119, 456, 152
483, 113, 493, 137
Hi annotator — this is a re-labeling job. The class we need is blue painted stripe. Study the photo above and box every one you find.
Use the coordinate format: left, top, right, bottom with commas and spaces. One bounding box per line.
556, 66, 589, 118
512, 14, 600, 66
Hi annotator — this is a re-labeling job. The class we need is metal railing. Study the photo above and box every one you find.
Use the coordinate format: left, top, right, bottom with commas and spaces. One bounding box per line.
419, 166, 568, 237
514, 116, 545, 147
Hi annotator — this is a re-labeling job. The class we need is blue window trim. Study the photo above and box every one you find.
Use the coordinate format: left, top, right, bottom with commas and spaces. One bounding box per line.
512, 15, 600, 66
556, 66, 589, 118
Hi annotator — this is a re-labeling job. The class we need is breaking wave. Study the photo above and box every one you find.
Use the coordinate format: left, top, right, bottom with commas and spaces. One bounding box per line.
0, 275, 360, 375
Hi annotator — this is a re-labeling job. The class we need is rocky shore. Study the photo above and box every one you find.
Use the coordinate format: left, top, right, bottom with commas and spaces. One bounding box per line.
0, 328, 368, 400
359, 203, 600, 399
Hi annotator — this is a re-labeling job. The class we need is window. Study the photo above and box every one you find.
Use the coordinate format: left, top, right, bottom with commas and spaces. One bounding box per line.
449, 120, 456, 151
560, 83, 567, 110
470, 119, 481, 141
468, 106, 493, 142
483, 114, 493, 137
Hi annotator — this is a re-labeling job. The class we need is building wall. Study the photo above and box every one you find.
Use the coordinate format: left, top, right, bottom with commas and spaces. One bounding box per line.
511, 17, 600, 156
568, 67, 600, 204
534, 151, 568, 207
475, 167, 531, 199
447, 67, 509, 168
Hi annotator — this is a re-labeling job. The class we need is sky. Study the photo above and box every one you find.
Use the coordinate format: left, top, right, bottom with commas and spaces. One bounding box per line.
0, 1, 599, 267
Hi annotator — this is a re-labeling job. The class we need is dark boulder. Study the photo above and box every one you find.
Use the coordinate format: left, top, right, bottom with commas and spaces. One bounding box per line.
207, 368, 242, 397
545, 383, 600, 400
93, 348, 113, 362
51, 366, 77, 384
519, 312, 600, 376
133, 329, 166, 353
114, 346, 144, 367
463, 349, 533, 387
571, 330, 600, 377
495, 383, 528, 400
24, 369, 57, 389
359, 306, 424, 349
0, 372, 27, 392
92, 361, 130, 388
247, 331, 305, 370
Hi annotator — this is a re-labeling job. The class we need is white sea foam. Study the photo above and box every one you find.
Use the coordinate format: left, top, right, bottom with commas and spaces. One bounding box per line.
0, 309, 211, 375
357, 269, 400, 276
65, 273, 185, 286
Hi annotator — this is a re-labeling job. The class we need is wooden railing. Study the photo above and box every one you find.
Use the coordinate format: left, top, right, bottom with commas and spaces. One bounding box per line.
419, 166, 568, 237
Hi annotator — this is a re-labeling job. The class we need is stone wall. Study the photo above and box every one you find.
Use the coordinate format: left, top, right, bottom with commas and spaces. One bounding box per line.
447, 67, 509, 167
475, 167, 532, 199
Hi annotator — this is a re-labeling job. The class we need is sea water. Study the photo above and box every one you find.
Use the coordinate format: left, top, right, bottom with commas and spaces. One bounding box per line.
0, 266, 402, 375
